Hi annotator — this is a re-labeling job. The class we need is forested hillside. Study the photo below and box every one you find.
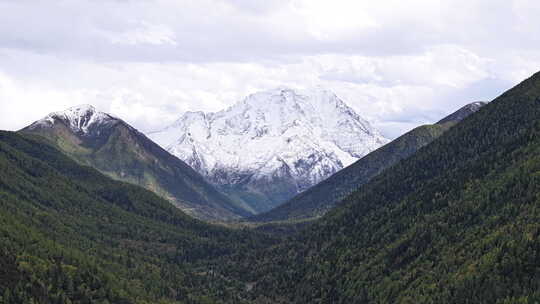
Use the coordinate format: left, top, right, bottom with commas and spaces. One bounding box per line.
0, 131, 274, 303
253, 102, 485, 223
219, 71, 540, 303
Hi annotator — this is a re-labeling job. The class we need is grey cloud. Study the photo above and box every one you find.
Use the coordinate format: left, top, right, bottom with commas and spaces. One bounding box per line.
2, 0, 537, 64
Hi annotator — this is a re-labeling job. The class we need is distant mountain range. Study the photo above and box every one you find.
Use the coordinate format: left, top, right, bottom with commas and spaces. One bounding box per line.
21, 105, 248, 221
252, 101, 487, 222
18, 93, 486, 223
149, 87, 388, 214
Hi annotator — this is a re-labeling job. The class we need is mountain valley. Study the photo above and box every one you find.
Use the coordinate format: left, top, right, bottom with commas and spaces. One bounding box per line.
2, 2, 539, 303
1, 72, 540, 303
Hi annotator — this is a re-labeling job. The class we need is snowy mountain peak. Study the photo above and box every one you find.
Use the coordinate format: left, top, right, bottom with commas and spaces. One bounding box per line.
148, 87, 389, 212
27, 104, 119, 135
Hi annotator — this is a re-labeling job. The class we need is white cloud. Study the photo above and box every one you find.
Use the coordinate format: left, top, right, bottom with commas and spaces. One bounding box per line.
0, 72, 91, 131
290, 0, 378, 41
104, 21, 178, 46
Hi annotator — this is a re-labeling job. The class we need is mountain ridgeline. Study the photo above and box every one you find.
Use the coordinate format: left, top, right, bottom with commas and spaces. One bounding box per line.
20, 105, 248, 221
252, 101, 487, 222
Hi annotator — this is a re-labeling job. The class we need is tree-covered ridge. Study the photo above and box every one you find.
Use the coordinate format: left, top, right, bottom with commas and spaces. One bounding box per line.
252, 102, 485, 223
220, 71, 540, 303
0, 131, 276, 303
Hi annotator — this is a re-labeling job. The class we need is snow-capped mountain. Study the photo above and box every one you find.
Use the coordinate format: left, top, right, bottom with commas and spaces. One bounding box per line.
149, 88, 389, 213
23, 104, 249, 221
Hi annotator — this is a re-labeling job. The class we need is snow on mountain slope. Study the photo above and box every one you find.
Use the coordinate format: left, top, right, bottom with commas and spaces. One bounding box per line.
149, 88, 389, 213
26, 104, 121, 135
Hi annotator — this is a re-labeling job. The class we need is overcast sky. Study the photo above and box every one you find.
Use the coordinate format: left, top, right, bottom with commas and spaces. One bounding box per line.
1, 0, 539, 138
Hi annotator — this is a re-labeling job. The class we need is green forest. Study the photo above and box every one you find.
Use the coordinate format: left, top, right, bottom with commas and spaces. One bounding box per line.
0, 131, 275, 303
